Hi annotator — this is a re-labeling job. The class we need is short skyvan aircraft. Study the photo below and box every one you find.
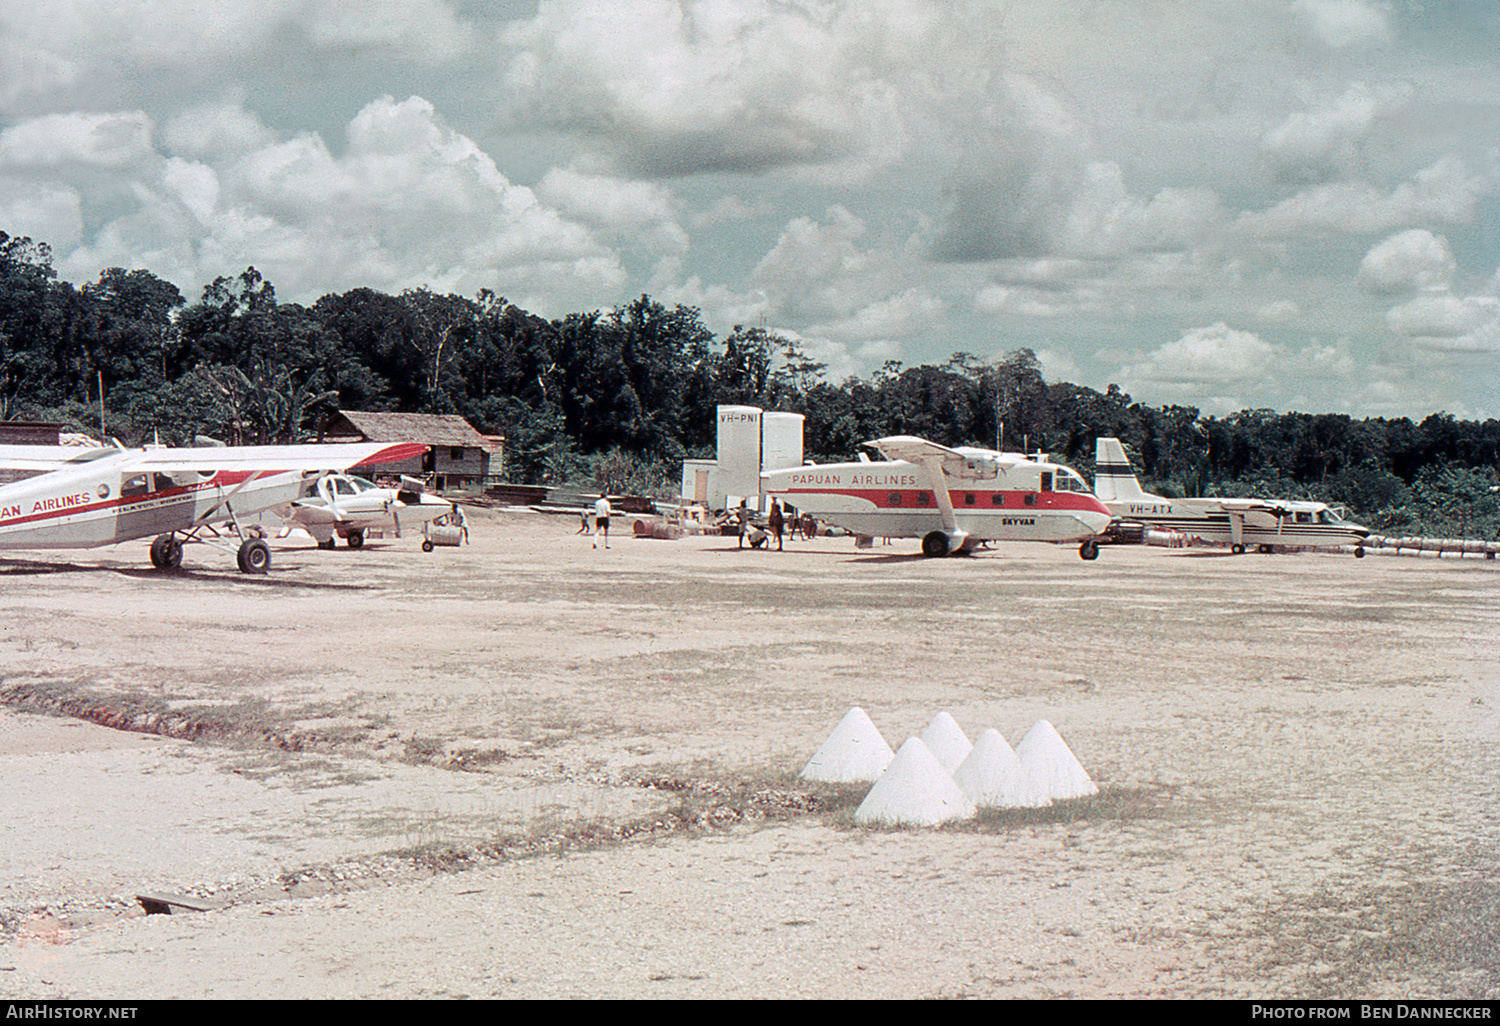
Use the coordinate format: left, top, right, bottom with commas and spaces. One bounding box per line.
760, 435, 1114, 558
1093, 437, 1370, 556
286, 472, 455, 549
0, 440, 428, 573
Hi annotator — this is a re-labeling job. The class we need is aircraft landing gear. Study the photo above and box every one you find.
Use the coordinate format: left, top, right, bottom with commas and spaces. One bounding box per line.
1231, 544, 1247, 555
921, 531, 950, 558
318, 538, 337, 550
1079, 539, 1099, 561
1258, 544, 1274, 554
236, 538, 271, 574
149, 534, 183, 570
1354, 547, 1366, 558
346, 529, 364, 549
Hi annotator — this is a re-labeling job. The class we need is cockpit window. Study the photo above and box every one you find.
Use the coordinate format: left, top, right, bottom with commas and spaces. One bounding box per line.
333, 478, 359, 496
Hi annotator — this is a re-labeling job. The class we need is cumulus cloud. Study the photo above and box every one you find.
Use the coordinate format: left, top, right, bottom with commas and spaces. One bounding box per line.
537, 167, 688, 257
31, 95, 626, 312
0, 111, 155, 169
499, 0, 924, 177
1359, 230, 1456, 293
1260, 82, 1412, 182
1293, 0, 1394, 50
1386, 292, 1500, 349
1056, 162, 1222, 258
162, 98, 277, 161
1233, 156, 1490, 239
1112, 323, 1381, 414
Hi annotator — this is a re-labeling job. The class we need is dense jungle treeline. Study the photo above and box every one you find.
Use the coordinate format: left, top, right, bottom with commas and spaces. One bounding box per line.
2, 230, 1498, 537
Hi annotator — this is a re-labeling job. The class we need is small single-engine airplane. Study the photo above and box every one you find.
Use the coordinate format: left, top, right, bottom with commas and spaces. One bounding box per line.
284, 472, 455, 549
1093, 437, 1370, 556
0, 440, 428, 573
760, 435, 1114, 558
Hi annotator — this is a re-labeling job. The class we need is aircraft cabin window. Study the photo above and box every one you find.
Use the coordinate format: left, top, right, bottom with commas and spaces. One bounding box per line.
888, 492, 901, 505
917, 492, 930, 505
1296, 511, 1312, 523
1024, 493, 1036, 506
964, 493, 975, 505
991, 494, 1004, 506
1040, 472, 1053, 491
122, 474, 149, 498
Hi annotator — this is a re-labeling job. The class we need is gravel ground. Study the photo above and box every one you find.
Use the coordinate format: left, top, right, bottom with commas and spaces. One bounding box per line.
1, 508, 1496, 999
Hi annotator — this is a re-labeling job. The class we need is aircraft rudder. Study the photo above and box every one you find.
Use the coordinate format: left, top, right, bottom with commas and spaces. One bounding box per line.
1092, 437, 1148, 503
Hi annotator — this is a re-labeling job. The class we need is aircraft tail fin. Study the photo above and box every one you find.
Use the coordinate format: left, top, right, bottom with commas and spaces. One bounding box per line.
1093, 437, 1150, 503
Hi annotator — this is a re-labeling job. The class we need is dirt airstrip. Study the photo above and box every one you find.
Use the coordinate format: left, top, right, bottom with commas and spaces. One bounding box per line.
0, 508, 1497, 1000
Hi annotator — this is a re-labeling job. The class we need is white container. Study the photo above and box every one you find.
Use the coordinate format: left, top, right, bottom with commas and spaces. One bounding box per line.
716, 405, 762, 501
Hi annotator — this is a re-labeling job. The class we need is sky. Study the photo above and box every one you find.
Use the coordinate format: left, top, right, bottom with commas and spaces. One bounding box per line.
2, 0, 1498, 420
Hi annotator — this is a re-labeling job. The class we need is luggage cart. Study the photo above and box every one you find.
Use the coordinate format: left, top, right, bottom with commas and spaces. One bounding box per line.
422, 508, 468, 551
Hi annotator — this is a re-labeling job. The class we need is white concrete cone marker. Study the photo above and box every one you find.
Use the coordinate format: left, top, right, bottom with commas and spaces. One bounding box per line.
1014, 719, 1099, 800
854, 737, 977, 827
919, 710, 973, 775
799, 706, 896, 783
953, 728, 1052, 809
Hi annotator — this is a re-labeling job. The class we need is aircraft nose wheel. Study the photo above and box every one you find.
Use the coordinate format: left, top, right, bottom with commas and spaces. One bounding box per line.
346, 530, 364, 548
1079, 540, 1099, 560
237, 538, 271, 574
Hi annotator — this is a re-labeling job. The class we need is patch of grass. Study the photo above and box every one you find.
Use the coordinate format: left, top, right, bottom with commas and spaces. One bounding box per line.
1231, 868, 1500, 998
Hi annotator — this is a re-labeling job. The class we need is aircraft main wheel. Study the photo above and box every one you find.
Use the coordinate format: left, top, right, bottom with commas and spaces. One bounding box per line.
1079, 540, 1099, 560
1258, 544, 1274, 554
346, 530, 364, 549
921, 531, 950, 558
318, 538, 336, 550
164, 537, 183, 569
237, 538, 271, 574
422, 539, 434, 552
1354, 547, 1366, 558
1231, 544, 1246, 555
149, 534, 169, 569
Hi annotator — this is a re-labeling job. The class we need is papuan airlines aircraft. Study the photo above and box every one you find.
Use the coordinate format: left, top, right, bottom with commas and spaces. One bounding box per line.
0, 440, 428, 573
760, 435, 1114, 558
1092, 437, 1371, 556
285, 472, 456, 549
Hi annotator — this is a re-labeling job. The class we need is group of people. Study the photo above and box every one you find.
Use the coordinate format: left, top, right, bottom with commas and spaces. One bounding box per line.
736, 498, 789, 550
581, 494, 809, 552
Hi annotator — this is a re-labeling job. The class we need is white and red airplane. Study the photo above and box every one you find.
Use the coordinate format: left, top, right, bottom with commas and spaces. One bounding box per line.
0, 440, 428, 573
760, 435, 1114, 558
285, 472, 456, 549
1093, 437, 1371, 555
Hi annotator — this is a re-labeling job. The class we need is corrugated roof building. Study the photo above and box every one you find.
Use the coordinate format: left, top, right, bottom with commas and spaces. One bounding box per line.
320, 411, 501, 491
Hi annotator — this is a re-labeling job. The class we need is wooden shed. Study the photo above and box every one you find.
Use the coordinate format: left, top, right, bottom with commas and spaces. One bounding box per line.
319, 411, 500, 492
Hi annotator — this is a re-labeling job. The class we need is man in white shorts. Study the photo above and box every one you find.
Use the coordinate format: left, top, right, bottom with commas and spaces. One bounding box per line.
593, 495, 612, 549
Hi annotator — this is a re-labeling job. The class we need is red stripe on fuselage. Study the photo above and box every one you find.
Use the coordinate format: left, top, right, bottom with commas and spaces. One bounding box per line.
776, 487, 1110, 514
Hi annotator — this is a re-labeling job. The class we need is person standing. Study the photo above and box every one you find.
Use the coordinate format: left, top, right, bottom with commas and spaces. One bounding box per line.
593, 495, 612, 549
768, 498, 785, 551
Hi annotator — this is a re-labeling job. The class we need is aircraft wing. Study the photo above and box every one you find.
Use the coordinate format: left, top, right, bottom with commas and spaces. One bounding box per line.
0, 445, 123, 471
864, 435, 964, 534
120, 441, 430, 474
865, 435, 969, 472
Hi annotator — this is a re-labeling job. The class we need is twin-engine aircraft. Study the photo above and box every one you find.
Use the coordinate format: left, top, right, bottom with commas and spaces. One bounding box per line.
0, 440, 428, 573
760, 435, 1114, 558
1093, 437, 1370, 555
285, 472, 455, 549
